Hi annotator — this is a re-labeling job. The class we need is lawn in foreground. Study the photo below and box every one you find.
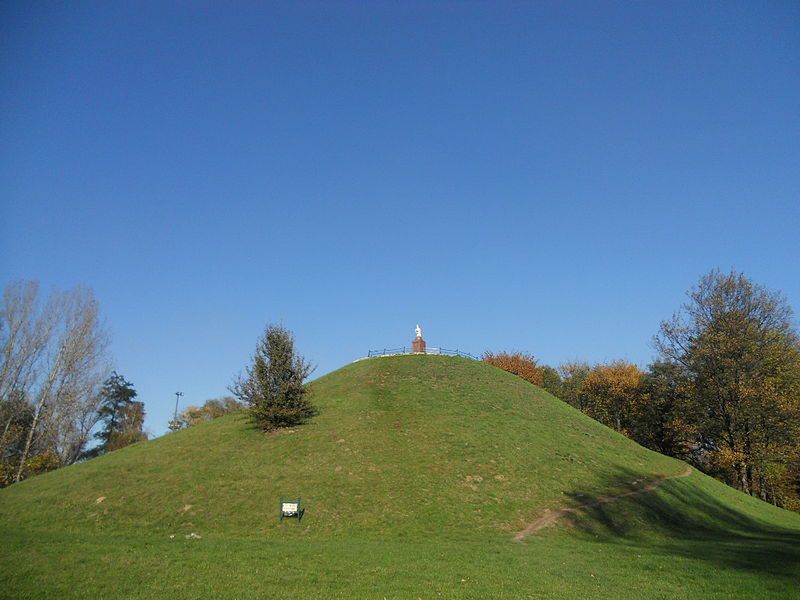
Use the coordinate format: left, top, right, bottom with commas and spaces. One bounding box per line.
3, 469, 798, 598
2, 499, 798, 599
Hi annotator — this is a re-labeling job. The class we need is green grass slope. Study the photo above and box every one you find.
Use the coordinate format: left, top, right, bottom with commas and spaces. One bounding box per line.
2, 355, 799, 599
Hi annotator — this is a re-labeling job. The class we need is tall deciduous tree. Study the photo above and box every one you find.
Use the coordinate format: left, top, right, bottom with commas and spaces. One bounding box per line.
0, 392, 34, 485
231, 324, 315, 431
581, 360, 643, 433
557, 361, 592, 410
0, 281, 110, 483
636, 361, 696, 459
538, 365, 563, 397
655, 270, 800, 501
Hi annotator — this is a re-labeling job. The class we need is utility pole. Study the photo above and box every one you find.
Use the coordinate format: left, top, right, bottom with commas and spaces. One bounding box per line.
168, 391, 184, 432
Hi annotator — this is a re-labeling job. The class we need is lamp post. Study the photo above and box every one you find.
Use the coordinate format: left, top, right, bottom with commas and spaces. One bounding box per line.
168, 391, 183, 432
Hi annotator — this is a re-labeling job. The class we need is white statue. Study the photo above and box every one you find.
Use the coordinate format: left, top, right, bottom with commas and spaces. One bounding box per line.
415, 324, 422, 339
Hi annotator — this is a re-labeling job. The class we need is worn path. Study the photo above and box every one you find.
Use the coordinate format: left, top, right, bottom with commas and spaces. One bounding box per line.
514, 466, 694, 542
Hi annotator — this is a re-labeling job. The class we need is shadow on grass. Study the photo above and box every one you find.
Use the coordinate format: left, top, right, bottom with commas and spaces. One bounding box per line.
558, 467, 800, 579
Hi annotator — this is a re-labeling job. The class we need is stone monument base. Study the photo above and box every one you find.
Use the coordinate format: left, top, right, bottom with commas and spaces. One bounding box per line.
412, 338, 426, 353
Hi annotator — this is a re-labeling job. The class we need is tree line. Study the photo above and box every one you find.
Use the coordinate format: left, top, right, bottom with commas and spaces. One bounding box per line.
484, 270, 800, 511
1, 281, 313, 486
0, 281, 146, 486
6, 271, 797, 512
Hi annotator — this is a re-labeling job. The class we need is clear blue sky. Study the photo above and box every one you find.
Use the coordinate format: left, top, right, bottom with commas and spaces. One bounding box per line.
2, 2, 798, 436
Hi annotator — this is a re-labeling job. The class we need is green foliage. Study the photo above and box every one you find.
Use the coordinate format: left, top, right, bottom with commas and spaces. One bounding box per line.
553, 360, 693, 458
232, 324, 315, 431
0, 393, 32, 487
656, 269, 800, 505
635, 361, 696, 460
539, 271, 800, 512
87, 372, 145, 457
1, 356, 799, 598
557, 360, 591, 410
1, 448, 58, 486
538, 364, 562, 396
0, 392, 61, 486
107, 401, 147, 451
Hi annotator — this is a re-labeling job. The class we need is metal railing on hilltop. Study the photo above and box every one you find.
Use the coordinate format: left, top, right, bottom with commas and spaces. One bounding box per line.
364, 347, 479, 360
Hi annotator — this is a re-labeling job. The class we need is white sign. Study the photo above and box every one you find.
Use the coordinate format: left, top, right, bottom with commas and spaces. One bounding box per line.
282, 502, 298, 513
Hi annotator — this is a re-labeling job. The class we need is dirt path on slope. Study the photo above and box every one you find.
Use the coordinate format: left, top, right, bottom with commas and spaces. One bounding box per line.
513, 467, 693, 542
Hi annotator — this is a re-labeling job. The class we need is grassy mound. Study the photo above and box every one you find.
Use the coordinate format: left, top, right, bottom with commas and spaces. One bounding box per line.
2, 355, 799, 598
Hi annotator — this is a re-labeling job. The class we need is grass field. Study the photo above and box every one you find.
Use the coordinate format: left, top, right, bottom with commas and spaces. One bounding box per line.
2, 355, 799, 598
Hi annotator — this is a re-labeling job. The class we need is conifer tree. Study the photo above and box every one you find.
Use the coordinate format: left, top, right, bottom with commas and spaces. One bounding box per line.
232, 324, 315, 431
88, 372, 144, 456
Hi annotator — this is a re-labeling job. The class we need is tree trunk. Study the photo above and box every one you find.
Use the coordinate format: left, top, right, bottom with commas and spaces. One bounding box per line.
739, 462, 751, 495
14, 398, 44, 483
742, 424, 753, 495
0, 415, 13, 449
14, 357, 61, 484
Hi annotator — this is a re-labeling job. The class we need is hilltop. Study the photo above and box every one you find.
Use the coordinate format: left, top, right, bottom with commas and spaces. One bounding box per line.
1, 355, 799, 598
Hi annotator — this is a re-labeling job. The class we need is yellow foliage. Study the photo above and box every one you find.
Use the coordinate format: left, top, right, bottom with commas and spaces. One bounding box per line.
581, 361, 643, 432
482, 352, 543, 387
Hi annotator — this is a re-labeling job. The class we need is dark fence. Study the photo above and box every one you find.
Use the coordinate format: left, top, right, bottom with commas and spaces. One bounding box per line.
365, 347, 479, 360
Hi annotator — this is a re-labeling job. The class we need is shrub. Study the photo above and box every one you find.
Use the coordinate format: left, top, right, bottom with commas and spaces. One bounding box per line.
178, 397, 245, 428
482, 351, 543, 387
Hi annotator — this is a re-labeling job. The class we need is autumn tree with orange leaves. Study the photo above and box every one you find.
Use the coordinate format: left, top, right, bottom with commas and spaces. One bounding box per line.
482, 351, 543, 387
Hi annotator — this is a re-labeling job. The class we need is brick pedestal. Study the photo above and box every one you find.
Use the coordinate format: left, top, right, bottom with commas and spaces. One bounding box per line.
412, 337, 426, 353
